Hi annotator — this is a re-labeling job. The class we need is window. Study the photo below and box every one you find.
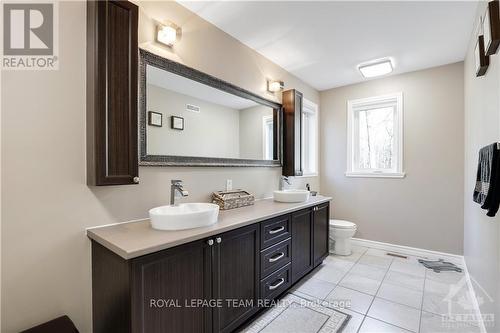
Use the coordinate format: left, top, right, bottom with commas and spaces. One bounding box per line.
302, 99, 318, 176
346, 92, 404, 178
262, 115, 274, 160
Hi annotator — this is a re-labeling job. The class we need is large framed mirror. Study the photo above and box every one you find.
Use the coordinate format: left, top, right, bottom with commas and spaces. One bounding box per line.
139, 49, 282, 167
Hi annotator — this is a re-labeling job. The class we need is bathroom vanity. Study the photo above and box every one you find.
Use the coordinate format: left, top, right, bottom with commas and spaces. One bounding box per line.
85, 4, 328, 332
88, 196, 331, 333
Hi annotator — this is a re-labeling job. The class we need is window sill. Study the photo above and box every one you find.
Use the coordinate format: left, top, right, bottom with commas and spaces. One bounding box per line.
345, 172, 406, 179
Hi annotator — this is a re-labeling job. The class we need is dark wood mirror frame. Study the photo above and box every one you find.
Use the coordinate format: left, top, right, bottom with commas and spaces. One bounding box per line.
139, 49, 283, 167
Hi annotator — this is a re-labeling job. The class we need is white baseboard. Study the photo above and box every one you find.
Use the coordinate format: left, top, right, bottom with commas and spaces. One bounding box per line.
351, 237, 463, 262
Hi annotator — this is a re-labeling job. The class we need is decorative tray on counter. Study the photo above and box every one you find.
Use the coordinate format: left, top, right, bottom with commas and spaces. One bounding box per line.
212, 190, 255, 210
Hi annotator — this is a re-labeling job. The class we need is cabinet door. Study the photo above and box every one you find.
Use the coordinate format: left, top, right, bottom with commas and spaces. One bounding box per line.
282, 89, 303, 176
291, 209, 313, 283
87, 0, 139, 185
212, 224, 260, 333
313, 203, 330, 267
130, 240, 212, 333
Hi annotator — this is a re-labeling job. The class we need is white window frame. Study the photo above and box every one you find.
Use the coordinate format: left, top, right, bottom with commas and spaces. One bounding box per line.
300, 98, 319, 177
262, 115, 274, 160
346, 92, 405, 178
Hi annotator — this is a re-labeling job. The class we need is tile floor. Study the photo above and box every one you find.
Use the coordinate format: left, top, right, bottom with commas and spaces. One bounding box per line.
289, 245, 481, 333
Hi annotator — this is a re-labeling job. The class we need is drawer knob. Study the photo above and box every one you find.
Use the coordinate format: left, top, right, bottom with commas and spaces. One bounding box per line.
207, 239, 214, 246
269, 252, 285, 263
269, 278, 285, 290
269, 226, 285, 235
216, 237, 222, 244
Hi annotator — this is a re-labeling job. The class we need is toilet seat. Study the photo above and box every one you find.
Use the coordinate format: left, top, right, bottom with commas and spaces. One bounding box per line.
329, 219, 356, 229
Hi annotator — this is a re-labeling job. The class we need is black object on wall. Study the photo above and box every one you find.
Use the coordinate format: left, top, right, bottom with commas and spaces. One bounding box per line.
484, 0, 500, 56
282, 89, 303, 176
87, 0, 139, 185
475, 35, 490, 77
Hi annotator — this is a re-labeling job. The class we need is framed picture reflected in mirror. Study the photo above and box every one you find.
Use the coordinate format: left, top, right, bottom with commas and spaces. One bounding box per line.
171, 116, 184, 130
148, 111, 163, 127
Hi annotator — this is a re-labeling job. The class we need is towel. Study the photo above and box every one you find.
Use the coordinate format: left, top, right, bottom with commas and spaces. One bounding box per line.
474, 143, 500, 217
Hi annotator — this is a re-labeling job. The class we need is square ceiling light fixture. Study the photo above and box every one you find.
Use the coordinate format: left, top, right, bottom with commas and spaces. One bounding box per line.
358, 58, 394, 78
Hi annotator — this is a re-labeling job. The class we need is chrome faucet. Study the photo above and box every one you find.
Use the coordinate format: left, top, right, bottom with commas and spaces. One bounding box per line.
170, 180, 189, 205
280, 176, 292, 190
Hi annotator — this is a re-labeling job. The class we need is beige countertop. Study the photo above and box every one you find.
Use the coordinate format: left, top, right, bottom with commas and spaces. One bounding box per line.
87, 195, 332, 259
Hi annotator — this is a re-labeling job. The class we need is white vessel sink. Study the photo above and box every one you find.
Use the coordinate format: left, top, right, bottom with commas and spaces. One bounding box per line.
149, 203, 219, 231
273, 189, 310, 203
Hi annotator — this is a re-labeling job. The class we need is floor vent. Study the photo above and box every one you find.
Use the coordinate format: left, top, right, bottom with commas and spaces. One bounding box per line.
386, 252, 408, 259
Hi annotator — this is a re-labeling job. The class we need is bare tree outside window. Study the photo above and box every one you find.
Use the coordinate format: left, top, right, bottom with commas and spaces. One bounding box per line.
347, 92, 403, 178
357, 107, 394, 170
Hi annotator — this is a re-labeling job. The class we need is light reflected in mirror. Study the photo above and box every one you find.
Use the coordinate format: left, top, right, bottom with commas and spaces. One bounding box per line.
146, 64, 277, 161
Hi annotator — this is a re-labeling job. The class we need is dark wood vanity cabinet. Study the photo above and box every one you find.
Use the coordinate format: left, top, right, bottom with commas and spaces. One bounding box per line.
290, 208, 313, 283
212, 224, 260, 333
91, 202, 329, 333
130, 240, 212, 333
129, 224, 260, 333
313, 203, 330, 266
87, 0, 139, 186
282, 89, 303, 176
92, 225, 260, 333
92, 240, 212, 333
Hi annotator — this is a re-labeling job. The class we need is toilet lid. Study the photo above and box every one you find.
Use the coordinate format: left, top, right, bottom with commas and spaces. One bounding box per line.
329, 219, 356, 229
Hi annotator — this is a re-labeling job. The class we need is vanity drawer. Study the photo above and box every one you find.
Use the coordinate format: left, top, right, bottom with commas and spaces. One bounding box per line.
260, 238, 291, 278
260, 215, 291, 249
260, 263, 291, 300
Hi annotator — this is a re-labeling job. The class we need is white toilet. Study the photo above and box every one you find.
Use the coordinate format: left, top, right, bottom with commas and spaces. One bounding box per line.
329, 219, 357, 256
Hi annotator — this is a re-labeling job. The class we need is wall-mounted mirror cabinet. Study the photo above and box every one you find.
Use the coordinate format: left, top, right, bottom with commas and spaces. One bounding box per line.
282, 89, 303, 177
139, 49, 282, 167
87, 0, 139, 186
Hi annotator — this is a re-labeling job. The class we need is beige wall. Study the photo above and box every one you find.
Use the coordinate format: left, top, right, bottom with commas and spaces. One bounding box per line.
147, 85, 241, 158
464, 2, 500, 330
320, 62, 464, 254
0, 1, 319, 332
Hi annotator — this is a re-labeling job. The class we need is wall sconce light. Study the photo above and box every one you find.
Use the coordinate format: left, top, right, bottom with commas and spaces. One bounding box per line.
157, 23, 180, 47
267, 80, 284, 93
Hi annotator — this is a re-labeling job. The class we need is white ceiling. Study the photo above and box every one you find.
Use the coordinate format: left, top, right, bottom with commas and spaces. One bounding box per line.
179, 1, 478, 91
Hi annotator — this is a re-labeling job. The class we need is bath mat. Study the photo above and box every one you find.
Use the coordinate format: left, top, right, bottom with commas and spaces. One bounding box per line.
418, 258, 463, 273
240, 294, 351, 333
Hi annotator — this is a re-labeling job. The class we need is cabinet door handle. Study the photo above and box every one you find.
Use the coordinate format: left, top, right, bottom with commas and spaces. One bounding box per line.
207, 239, 214, 246
216, 237, 222, 244
269, 278, 285, 290
269, 226, 285, 234
269, 252, 285, 263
